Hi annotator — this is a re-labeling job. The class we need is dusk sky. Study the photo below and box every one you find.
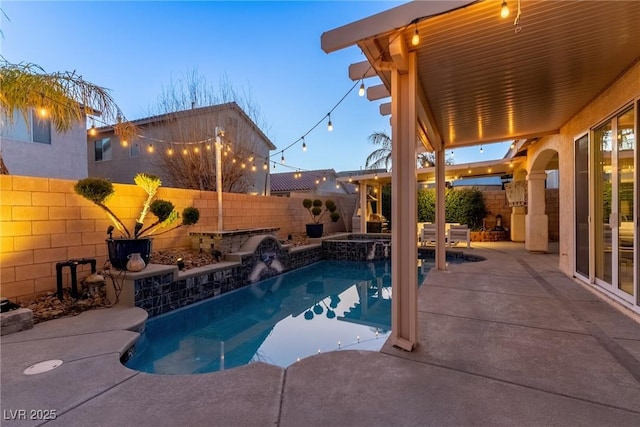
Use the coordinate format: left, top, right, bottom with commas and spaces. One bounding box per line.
1, 1, 510, 173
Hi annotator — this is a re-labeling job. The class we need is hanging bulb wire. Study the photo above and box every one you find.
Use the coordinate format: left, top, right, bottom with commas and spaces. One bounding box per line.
358, 82, 365, 97
302, 137, 307, 151
327, 113, 333, 132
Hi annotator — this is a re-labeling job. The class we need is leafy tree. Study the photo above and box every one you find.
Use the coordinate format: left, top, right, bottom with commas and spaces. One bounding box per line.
417, 187, 487, 230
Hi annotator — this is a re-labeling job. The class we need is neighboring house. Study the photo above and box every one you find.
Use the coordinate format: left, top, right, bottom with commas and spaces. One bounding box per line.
0, 108, 88, 179
88, 102, 275, 194
270, 168, 350, 197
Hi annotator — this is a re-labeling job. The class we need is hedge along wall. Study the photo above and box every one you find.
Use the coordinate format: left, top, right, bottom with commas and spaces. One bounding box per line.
0, 174, 355, 301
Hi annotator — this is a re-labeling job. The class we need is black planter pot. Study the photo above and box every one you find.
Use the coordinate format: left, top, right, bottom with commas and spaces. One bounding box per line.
305, 223, 324, 238
106, 238, 153, 270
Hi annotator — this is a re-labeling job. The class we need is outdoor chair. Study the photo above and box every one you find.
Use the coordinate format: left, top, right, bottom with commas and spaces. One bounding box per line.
448, 224, 471, 248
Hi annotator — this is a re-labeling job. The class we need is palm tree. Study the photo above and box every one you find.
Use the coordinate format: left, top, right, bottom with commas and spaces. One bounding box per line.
365, 131, 393, 170
0, 59, 136, 173
364, 130, 454, 170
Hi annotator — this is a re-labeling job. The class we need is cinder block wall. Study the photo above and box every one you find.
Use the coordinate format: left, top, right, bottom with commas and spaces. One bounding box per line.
0, 175, 355, 300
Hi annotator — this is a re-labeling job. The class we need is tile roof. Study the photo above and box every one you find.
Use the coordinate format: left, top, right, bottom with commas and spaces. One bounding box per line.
270, 169, 336, 192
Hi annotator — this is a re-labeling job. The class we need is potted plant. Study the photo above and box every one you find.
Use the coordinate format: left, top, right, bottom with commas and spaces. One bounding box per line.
74, 173, 200, 270
302, 198, 340, 238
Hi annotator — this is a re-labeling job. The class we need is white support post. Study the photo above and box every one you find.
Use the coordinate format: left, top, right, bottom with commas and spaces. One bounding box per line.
390, 51, 418, 352
435, 149, 446, 270
215, 126, 224, 231
359, 182, 368, 233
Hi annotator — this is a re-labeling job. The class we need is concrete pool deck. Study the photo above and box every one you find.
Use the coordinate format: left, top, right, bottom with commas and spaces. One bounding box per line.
2, 241, 640, 426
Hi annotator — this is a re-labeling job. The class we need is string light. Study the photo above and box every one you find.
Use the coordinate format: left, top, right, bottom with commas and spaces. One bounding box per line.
327, 113, 333, 132
168, 145, 174, 156
500, 0, 510, 18
251, 161, 256, 172
182, 147, 188, 155
121, 139, 128, 147
147, 143, 154, 153
302, 137, 307, 151
281, 151, 285, 164
89, 119, 97, 136
194, 146, 199, 153
411, 23, 420, 46
263, 160, 268, 170
480, 145, 484, 154
358, 82, 365, 97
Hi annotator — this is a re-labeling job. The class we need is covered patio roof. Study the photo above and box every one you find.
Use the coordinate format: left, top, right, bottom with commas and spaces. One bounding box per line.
322, 0, 640, 152
338, 154, 525, 187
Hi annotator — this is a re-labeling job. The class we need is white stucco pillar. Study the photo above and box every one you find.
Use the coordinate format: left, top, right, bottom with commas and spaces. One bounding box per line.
435, 149, 446, 270
390, 52, 418, 351
525, 171, 548, 252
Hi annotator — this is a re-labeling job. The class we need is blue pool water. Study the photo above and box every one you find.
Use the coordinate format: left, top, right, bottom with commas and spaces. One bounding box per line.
126, 259, 433, 375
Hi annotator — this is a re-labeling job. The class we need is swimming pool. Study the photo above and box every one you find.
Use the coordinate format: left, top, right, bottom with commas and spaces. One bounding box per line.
125, 259, 432, 375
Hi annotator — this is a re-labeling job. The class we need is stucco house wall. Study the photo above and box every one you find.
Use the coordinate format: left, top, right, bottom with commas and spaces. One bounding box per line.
531, 60, 640, 277
1, 114, 88, 180
88, 103, 274, 194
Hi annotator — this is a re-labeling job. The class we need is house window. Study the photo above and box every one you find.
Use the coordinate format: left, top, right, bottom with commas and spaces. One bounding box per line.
94, 138, 112, 162
129, 143, 140, 158
1, 109, 52, 144
32, 114, 52, 144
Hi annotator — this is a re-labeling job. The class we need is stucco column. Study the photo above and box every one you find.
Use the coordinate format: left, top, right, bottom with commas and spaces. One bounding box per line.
525, 171, 548, 252
510, 206, 526, 242
390, 51, 418, 351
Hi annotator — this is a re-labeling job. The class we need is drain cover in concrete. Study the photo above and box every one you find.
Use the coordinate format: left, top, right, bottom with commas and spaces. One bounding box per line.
23, 359, 63, 375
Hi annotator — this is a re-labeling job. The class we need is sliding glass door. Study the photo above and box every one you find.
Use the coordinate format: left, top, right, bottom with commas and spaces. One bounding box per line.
593, 106, 636, 302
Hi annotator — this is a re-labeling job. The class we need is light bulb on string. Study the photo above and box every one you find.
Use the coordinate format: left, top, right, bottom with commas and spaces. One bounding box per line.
89, 119, 97, 137
480, 145, 484, 154
206, 143, 211, 151
182, 148, 188, 155
263, 160, 268, 170
500, 0, 510, 18
302, 137, 307, 152
315, 179, 320, 185
358, 82, 365, 97
327, 113, 333, 132
251, 161, 256, 172
281, 151, 285, 164
348, 176, 352, 183
168, 145, 174, 156
232, 158, 237, 164
194, 146, 200, 153
121, 139, 128, 148
411, 23, 420, 46
249, 153, 254, 162
147, 143, 154, 153
241, 162, 246, 169
322, 175, 326, 182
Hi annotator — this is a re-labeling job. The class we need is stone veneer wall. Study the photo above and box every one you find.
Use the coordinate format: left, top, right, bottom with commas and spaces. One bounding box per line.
133, 242, 323, 317
0, 174, 354, 300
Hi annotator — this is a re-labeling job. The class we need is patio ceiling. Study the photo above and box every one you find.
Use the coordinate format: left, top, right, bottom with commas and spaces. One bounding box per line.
322, 0, 640, 152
